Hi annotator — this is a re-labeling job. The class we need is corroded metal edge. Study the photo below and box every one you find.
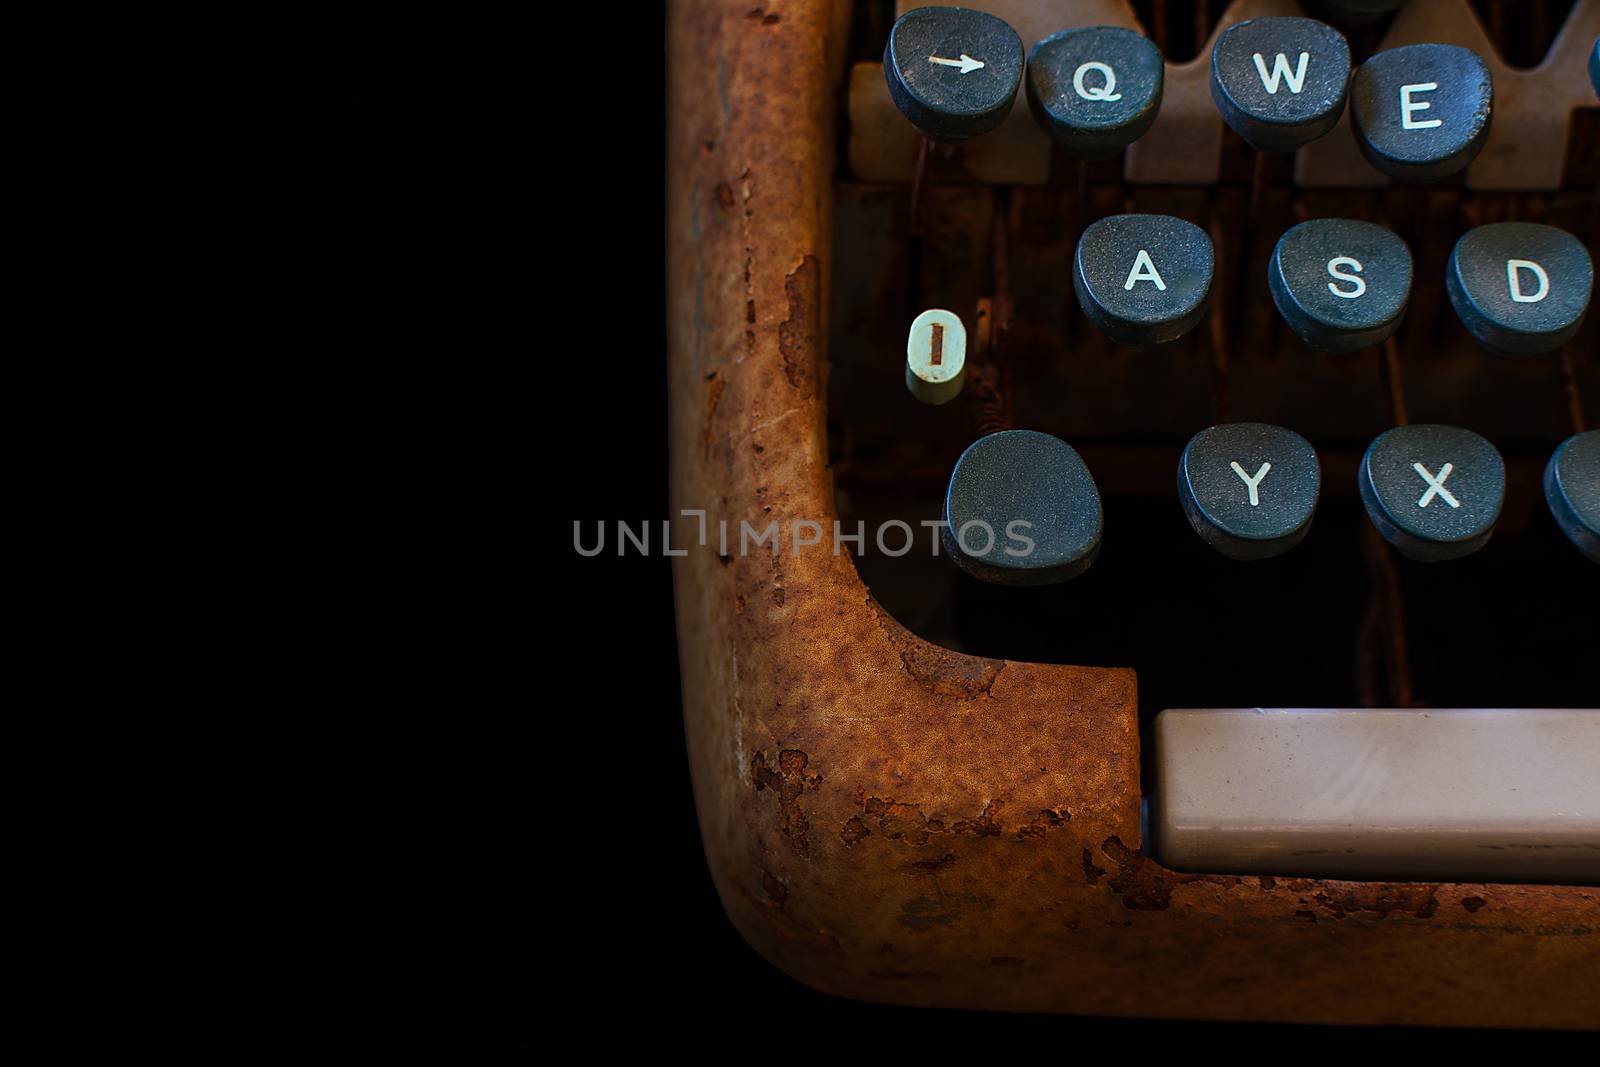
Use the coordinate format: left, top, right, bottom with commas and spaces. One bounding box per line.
667, 0, 1600, 1026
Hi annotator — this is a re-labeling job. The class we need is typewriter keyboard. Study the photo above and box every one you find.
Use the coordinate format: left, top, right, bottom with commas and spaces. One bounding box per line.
830, 0, 1600, 882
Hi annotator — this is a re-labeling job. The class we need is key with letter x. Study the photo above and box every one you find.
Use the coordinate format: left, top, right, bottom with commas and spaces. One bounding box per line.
1360, 425, 1505, 561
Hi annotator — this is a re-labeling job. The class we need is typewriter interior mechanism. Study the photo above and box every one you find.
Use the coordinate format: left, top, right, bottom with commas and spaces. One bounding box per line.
666, 0, 1600, 1026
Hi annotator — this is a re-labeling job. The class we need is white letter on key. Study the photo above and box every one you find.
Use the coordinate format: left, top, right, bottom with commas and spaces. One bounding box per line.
1401, 83, 1441, 129
1073, 61, 1121, 101
1327, 256, 1367, 299
1124, 249, 1166, 291
1230, 460, 1272, 506
1253, 52, 1309, 95
1507, 259, 1550, 303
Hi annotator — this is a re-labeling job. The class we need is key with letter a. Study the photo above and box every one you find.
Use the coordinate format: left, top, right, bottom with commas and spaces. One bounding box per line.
1073, 214, 1214, 346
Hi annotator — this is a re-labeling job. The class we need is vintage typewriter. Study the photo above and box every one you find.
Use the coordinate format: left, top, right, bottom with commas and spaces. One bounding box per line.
665, 0, 1599, 1026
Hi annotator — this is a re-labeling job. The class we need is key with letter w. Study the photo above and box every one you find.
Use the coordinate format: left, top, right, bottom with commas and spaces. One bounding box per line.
1253, 51, 1309, 94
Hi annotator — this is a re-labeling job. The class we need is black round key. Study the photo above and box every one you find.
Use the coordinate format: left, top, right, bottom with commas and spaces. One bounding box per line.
1209, 17, 1351, 152
1359, 424, 1505, 562
1025, 26, 1164, 160
1268, 218, 1412, 352
1445, 223, 1595, 356
884, 7, 1024, 143
1073, 214, 1214, 347
1178, 423, 1321, 560
1544, 431, 1600, 564
1351, 44, 1493, 183
942, 429, 1103, 585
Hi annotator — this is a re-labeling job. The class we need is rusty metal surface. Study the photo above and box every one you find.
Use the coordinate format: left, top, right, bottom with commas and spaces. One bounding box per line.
668, 0, 1600, 1027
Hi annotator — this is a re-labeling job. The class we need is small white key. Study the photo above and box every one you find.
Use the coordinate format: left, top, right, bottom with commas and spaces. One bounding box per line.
905, 308, 966, 405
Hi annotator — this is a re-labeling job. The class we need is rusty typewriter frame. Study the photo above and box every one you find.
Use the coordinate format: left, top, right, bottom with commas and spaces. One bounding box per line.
666, 0, 1600, 1026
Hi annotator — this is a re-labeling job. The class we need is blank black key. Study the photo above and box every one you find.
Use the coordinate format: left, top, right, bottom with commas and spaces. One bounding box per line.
1351, 44, 1493, 183
1178, 423, 1321, 560
1209, 16, 1351, 152
1073, 214, 1214, 347
1269, 218, 1412, 352
1446, 223, 1595, 355
1359, 424, 1505, 562
943, 430, 1103, 585
884, 6, 1024, 142
1544, 431, 1600, 564
1025, 26, 1164, 160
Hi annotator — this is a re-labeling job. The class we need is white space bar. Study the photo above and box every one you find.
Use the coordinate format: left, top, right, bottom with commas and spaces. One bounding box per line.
1152, 707, 1600, 884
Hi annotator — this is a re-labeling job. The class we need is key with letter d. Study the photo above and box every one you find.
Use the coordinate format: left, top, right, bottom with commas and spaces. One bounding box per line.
1446, 223, 1594, 355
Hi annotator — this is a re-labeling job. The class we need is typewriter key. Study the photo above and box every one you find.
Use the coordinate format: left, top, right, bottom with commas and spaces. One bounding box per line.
1073, 214, 1214, 347
1269, 219, 1412, 352
1178, 423, 1321, 560
884, 6, 1024, 142
1351, 44, 1493, 183
1025, 26, 1164, 160
1359, 424, 1505, 562
905, 308, 966, 405
942, 430, 1103, 586
1446, 223, 1595, 356
1209, 17, 1351, 152
1545, 431, 1600, 564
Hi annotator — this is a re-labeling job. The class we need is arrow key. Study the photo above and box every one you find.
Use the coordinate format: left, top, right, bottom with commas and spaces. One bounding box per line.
884, 6, 1024, 142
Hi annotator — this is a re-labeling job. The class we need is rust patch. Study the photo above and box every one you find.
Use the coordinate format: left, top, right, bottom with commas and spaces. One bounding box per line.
702, 373, 725, 455
871, 602, 1004, 697
778, 255, 819, 391
714, 182, 736, 212
752, 749, 820, 856
1259, 876, 1277, 891
761, 869, 789, 911
1081, 848, 1107, 885
1100, 836, 1209, 911
1309, 885, 1440, 920
1016, 807, 1070, 841
1461, 895, 1487, 914
850, 793, 1005, 846
907, 852, 955, 873
899, 891, 993, 931
839, 815, 871, 846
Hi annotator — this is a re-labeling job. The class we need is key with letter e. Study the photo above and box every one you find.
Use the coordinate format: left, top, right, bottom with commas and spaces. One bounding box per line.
1351, 44, 1493, 183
